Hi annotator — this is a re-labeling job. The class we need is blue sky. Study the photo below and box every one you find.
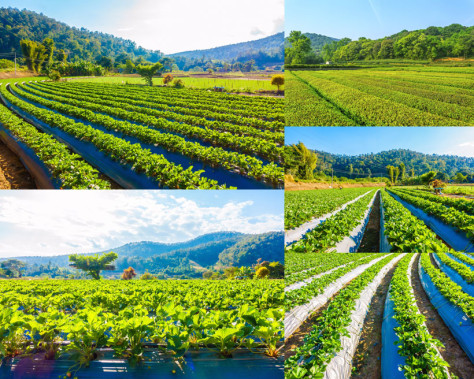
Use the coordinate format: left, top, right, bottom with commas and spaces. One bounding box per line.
285, 0, 474, 40
0, 190, 283, 257
285, 127, 474, 157
2, 0, 284, 53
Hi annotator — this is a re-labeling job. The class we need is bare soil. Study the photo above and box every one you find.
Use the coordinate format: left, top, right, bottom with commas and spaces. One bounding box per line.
351, 259, 398, 379
0, 140, 36, 189
411, 253, 474, 379
358, 192, 381, 252
0, 71, 37, 79
285, 182, 386, 191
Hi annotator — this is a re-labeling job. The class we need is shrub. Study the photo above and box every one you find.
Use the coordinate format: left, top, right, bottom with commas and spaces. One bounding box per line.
171, 78, 185, 88
163, 73, 174, 85
255, 267, 270, 279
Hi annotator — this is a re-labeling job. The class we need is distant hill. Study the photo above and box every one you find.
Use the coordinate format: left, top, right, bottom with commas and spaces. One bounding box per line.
285, 33, 338, 53
0, 7, 162, 62
314, 149, 474, 179
169, 33, 284, 65
3, 231, 284, 278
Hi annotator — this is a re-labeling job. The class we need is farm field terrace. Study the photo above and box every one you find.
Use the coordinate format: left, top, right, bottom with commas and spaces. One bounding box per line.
0, 79, 284, 189
284, 253, 474, 378
0, 278, 284, 378
284, 187, 474, 253
285, 66, 474, 126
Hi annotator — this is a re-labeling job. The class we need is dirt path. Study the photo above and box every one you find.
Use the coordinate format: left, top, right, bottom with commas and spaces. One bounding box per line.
351, 257, 398, 379
0, 140, 36, 189
358, 192, 381, 252
411, 253, 474, 378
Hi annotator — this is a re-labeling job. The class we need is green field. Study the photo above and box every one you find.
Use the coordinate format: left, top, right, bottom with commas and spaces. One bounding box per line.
401, 185, 474, 196
286, 66, 474, 126
71, 75, 281, 92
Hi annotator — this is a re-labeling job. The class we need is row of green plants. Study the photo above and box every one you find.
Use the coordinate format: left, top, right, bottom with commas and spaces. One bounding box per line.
15, 83, 283, 164
35, 81, 284, 132
434, 253, 474, 283
388, 188, 474, 241
395, 188, 474, 215
292, 70, 468, 126
71, 81, 284, 121
0, 279, 283, 374
7, 84, 283, 186
420, 253, 474, 320
312, 71, 472, 124
285, 254, 399, 378
285, 71, 357, 126
28, 82, 283, 140
388, 254, 451, 378
284, 187, 371, 229
325, 69, 474, 108
447, 251, 474, 267
381, 191, 454, 252
285, 252, 375, 286
0, 97, 108, 189
0, 84, 225, 189
286, 190, 374, 253
73, 81, 284, 115
284, 254, 383, 308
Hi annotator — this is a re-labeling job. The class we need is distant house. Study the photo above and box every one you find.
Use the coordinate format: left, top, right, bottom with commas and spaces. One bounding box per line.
326, 61, 332, 65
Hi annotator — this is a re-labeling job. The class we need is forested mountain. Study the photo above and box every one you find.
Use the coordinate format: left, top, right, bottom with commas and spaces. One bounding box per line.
0, 7, 162, 62
314, 149, 474, 179
1, 231, 284, 278
170, 33, 284, 67
321, 24, 473, 61
284, 33, 338, 54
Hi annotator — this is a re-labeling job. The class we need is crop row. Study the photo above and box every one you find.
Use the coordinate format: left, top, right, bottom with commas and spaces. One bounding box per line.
285, 252, 374, 285
6, 84, 283, 186
0, 97, 108, 189
388, 254, 451, 377
28, 81, 284, 135
420, 253, 474, 320
0, 279, 283, 368
284, 187, 370, 230
284, 254, 382, 308
284, 72, 356, 126
395, 188, 474, 215
388, 188, 474, 241
13, 83, 283, 164
65, 81, 284, 119
434, 253, 474, 283
286, 190, 374, 253
285, 254, 399, 378
293, 71, 467, 126
381, 191, 453, 252
1, 84, 225, 189
311, 73, 473, 124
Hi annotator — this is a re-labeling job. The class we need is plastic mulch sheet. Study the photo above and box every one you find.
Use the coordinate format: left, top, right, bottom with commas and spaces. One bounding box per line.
381, 288, 406, 379
389, 192, 474, 252
446, 252, 474, 271
285, 191, 373, 245
432, 254, 474, 297
418, 260, 474, 364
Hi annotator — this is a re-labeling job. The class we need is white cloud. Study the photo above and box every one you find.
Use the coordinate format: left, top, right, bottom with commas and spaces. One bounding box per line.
108, 0, 284, 53
0, 191, 282, 257
458, 142, 474, 147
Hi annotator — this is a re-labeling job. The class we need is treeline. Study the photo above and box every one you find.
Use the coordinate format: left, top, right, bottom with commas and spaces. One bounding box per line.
285, 143, 474, 184
286, 24, 473, 64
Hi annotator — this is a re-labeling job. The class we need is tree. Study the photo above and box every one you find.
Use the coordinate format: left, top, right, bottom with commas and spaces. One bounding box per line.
69, 252, 118, 280
42, 38, 55, 67
97, 56, 114, 71
124, 59, 135, 74
398, 163, 406, 180
163, 73, 174, 85
287, 142, 318, 180
140, 271, 155, 280
255, 266, 270, 279
159, 57, 175, 72
286, 31, 312, 64
20, 39, 47, 73
0, 259, 26, 278
386, 165, 395, 184
453, 172, 468, 183
410, 168, 415, 178
136, 62, 164, 86
121, 267, 136, 280
270, 75, 284, 92
394, 166, 400, 183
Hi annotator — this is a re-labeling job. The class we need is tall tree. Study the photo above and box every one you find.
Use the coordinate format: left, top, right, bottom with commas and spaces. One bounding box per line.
287, 142, 318, 180
135, 62, 164, 86
69, 252, 118, 280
